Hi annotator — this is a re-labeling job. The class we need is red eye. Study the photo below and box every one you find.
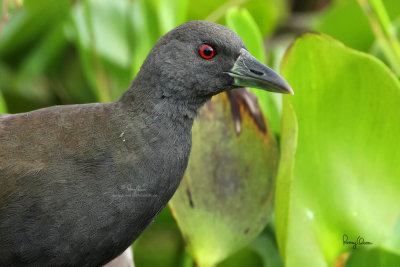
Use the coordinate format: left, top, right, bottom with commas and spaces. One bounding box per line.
199, 44, 215, 59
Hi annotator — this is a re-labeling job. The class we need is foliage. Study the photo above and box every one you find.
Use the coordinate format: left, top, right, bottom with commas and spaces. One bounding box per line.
169, 91, 278, 267
278, 33, 400, 266
1, 0, 400, 266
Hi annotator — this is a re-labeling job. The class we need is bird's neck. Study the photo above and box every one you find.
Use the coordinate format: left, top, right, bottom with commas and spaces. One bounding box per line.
119, 72, 209, 121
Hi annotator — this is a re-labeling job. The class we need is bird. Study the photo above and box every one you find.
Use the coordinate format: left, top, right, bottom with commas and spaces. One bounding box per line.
0, 20, 292, 266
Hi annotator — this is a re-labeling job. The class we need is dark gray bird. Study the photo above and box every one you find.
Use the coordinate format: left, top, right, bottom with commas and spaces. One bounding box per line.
0, 21, 292, 266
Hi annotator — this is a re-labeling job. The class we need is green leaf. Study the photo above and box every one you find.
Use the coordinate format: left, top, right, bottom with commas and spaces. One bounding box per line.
274, 98, 297, 262
225, 7, 282, 136
277, 33, 400, 266
170, 91, 279, 267
226, 7, 265, 63
346, 247, 400, 267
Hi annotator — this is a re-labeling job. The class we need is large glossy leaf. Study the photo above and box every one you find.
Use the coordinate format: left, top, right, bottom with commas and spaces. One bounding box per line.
169, 90, 279, 267
276, 33, 400, 266
346, 246, 400, 266
274, 98, 297, 263
225, 7, 265, 62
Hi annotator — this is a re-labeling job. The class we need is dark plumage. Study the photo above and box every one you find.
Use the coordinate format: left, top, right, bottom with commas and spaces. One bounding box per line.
0, 21, 292, 266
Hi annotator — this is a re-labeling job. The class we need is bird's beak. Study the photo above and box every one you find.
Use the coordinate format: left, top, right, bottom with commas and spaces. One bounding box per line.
228, 48, 294, 94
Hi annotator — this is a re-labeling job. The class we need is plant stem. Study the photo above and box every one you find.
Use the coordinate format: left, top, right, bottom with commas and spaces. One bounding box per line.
357, 0, 400, 76
83, 0, 111, 102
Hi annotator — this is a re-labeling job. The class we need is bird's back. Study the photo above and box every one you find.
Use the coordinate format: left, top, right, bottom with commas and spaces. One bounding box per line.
0, 101, 191, 266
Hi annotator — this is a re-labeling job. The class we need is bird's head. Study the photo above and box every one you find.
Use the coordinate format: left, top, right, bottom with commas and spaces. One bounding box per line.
132, 20, 292, 109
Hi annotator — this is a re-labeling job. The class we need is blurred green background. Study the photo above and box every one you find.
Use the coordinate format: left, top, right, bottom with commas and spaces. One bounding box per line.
1, 0, 400, 266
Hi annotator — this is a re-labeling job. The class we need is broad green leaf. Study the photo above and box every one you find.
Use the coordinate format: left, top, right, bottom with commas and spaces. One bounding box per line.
346, 246, 400, 267
226, 7, 265, 63
170, 91, 278, 267
226, 7, 281, 135
277, 33, 400, 266
274, 98, 297, 262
